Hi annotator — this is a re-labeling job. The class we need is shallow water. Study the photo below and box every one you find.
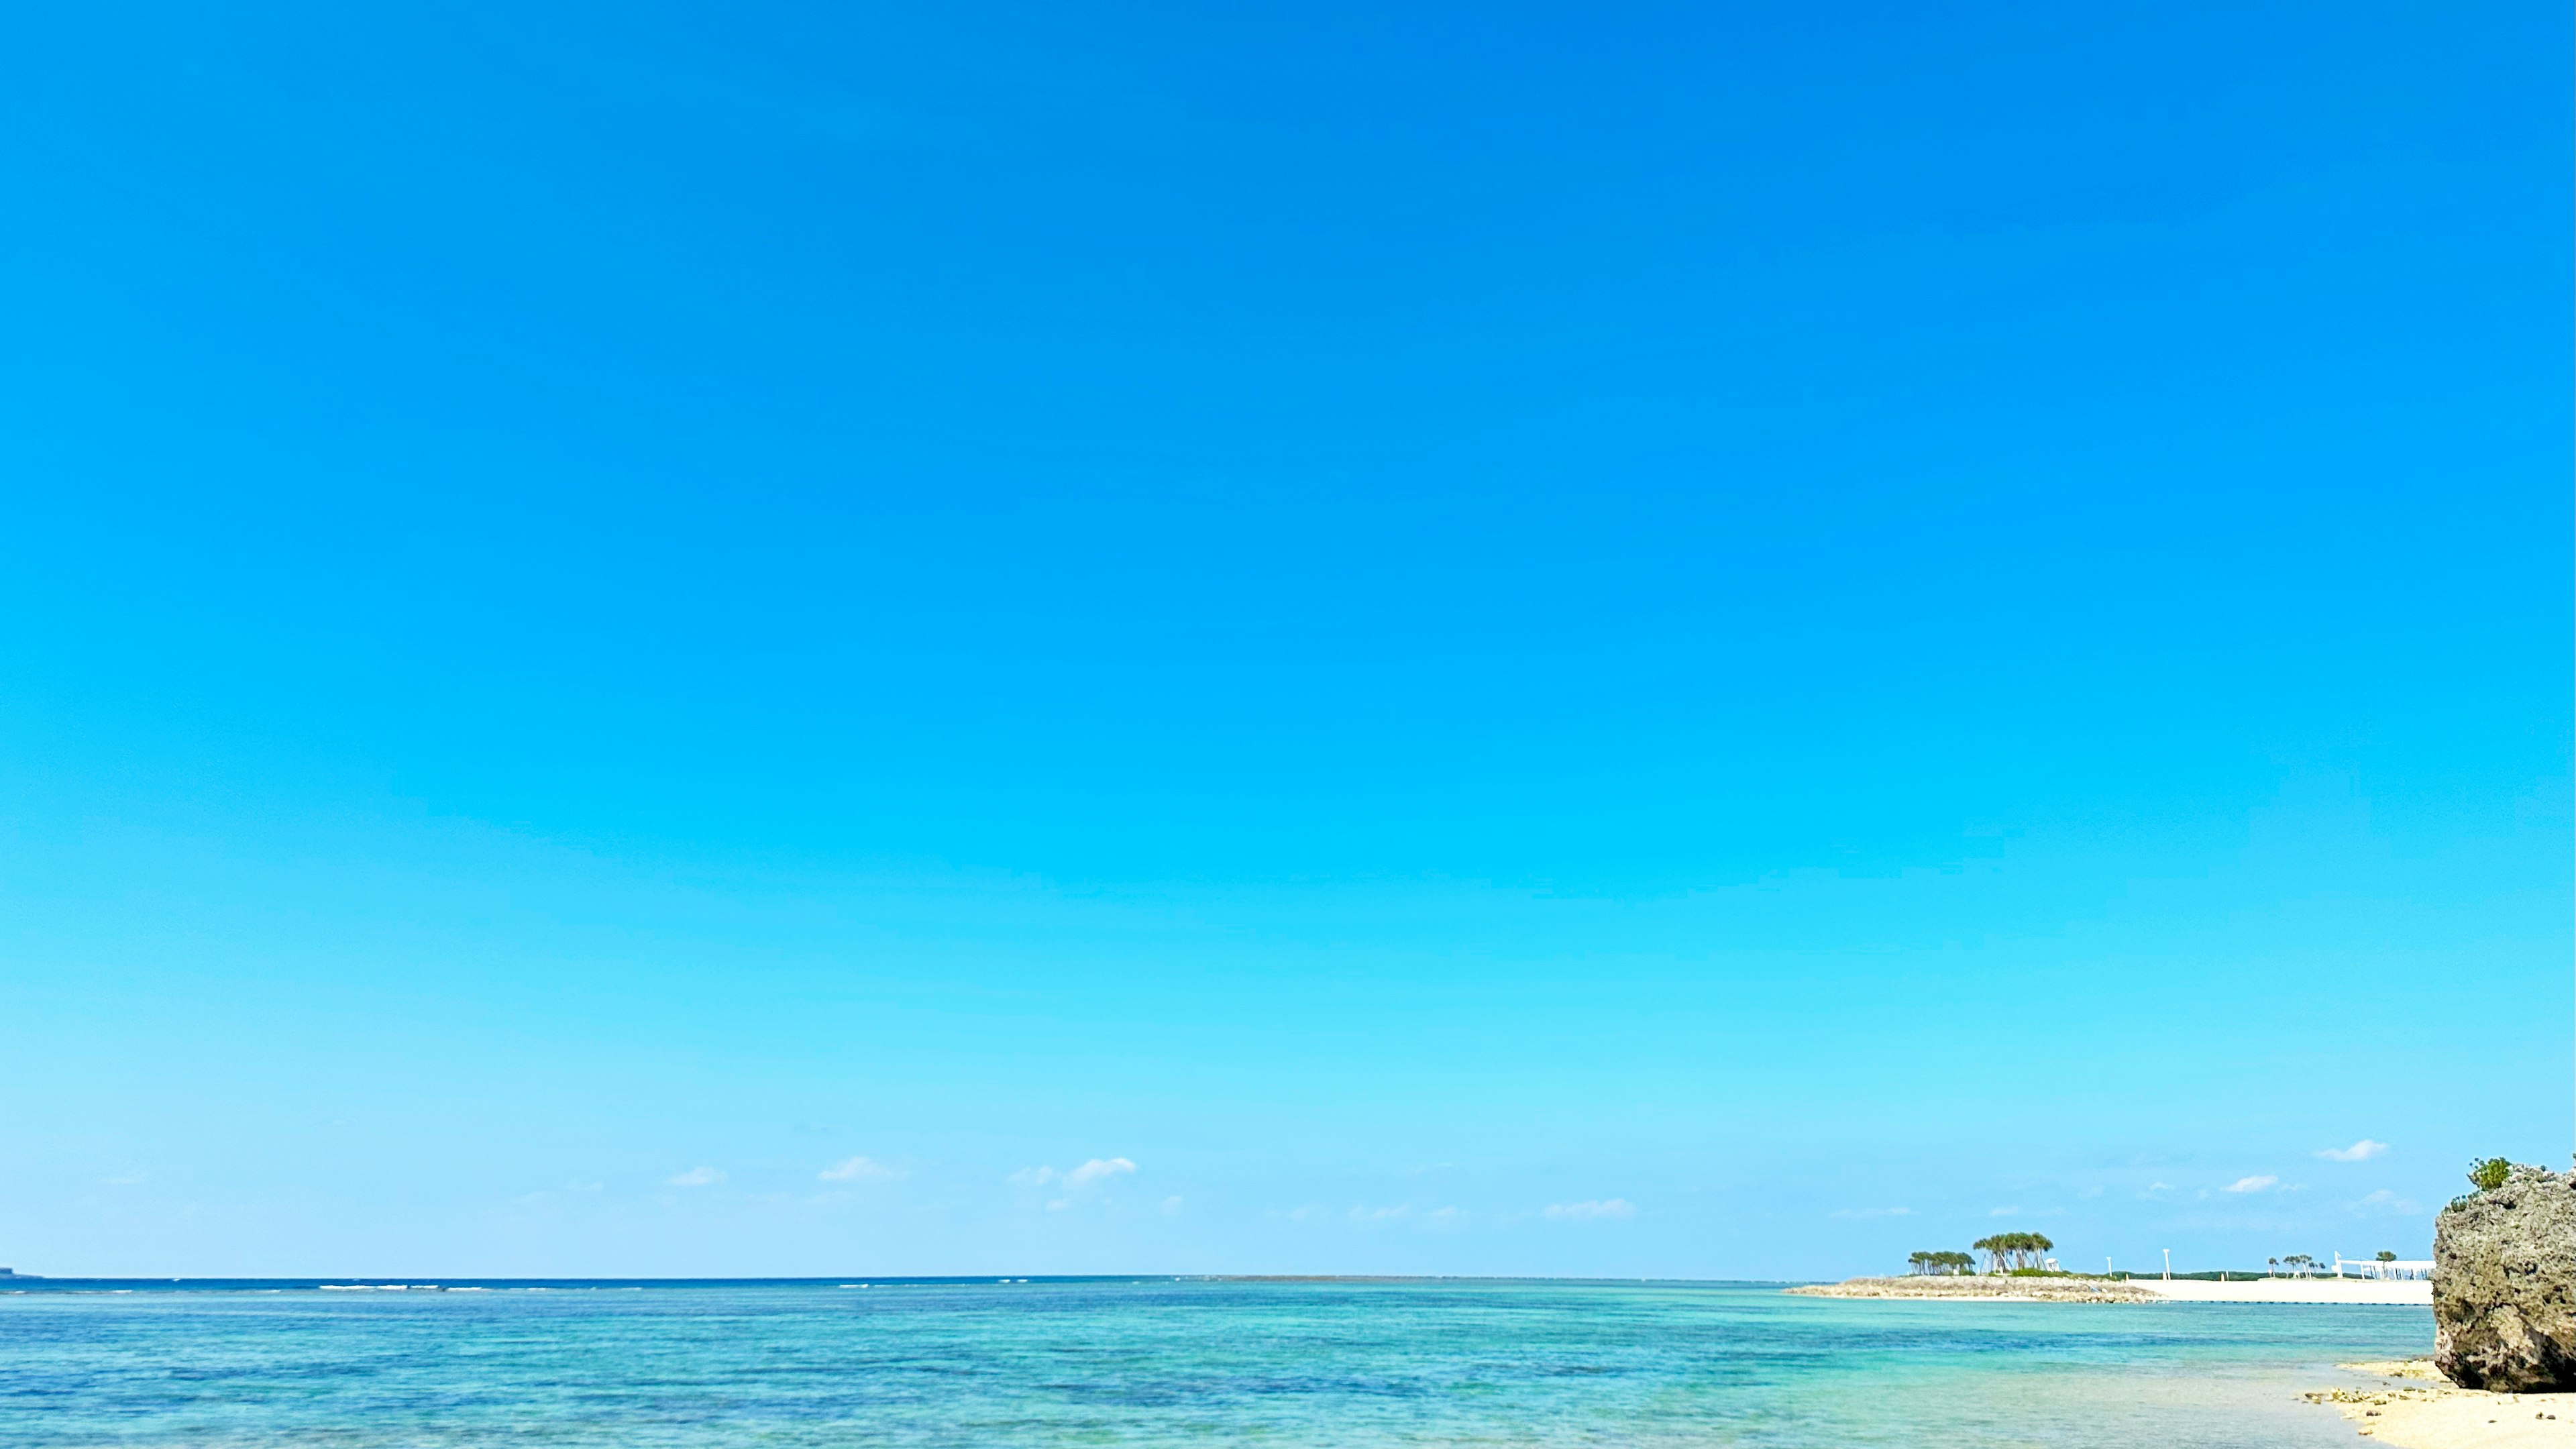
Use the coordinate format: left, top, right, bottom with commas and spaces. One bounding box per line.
1, 1278, 2428, 1446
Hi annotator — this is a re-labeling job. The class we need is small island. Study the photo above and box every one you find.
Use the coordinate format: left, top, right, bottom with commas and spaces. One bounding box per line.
1787, 1227, 2443, 1303
1788, 1275, 2161, 1303
1792, 1231, 2154, 1301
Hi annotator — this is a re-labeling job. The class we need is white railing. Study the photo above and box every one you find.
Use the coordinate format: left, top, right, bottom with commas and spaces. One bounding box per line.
2332, 1255, 2432, 1281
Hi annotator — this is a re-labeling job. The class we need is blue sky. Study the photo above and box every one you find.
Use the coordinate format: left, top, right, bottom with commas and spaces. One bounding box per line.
1, 0, 2567, 1278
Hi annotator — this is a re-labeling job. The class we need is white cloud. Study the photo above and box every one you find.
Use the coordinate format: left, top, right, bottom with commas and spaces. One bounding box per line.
2316, 1140, 2389, 1163
819, 1156, 905, 1183
2355, 1189, 2421, 1216
1828, 1206, 1911, 1221
1545, 1199, 1638, 1222
1012, 1157, 1136, 1197
1161, 1195, 1185, 1216
2223, 1175, 2279, 1194
1065, 1157, 1136, 1187
665, 1167, 724, 1187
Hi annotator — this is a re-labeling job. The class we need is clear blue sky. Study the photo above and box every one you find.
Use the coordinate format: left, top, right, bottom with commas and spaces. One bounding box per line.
1, 0, 2566, 1279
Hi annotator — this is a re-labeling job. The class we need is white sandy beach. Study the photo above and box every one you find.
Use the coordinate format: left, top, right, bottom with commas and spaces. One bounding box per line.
2308, 1361, 2574, 1449
2136, 1278, 2432, 1305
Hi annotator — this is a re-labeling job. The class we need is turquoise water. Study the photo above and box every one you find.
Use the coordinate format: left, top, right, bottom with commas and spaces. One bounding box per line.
3, 1279, 2427, 1446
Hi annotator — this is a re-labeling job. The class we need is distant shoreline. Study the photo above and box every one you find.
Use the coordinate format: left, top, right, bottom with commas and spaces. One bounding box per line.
1790, 1275, 2432, 1305
1789, 1276, 2159, 1303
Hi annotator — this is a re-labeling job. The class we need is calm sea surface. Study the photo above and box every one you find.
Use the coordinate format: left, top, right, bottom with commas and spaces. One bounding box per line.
1, 1278, 2428, 1447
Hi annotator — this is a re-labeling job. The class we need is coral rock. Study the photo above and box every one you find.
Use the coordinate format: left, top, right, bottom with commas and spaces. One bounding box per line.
2434, 1164, 2576, 1391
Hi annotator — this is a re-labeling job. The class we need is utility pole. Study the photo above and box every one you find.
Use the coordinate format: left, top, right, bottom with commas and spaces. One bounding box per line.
2162, 1248, 2172, 1281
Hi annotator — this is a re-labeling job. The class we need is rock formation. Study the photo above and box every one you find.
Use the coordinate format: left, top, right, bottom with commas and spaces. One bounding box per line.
2433, 1162, 2576, 1391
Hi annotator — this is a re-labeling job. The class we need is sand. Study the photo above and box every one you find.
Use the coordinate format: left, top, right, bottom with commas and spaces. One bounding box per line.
2307, 1361, 2575, 1448
2137, 1278, 2433, 1304
1786, 1276, 2160, 1303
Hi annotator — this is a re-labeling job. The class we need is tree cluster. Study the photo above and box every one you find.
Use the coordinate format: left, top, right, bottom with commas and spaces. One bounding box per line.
1970, 1232, 2054, 1272
1905, 1250, 1974, 1275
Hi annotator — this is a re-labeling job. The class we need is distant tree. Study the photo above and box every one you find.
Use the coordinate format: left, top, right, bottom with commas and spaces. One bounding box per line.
2467, 1158, 2512, 1192
2375, 1250, 2396, 1263
1937, 1252, 1972, 1275
2267, 1257, 2280, 1275
1973, 1232, 2057, 1273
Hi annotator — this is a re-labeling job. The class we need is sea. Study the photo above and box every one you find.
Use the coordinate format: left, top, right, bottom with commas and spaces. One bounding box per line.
0, 1277, 2429, 1447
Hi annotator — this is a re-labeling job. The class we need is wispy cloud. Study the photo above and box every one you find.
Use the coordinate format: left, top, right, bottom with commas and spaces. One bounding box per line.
2223, 1175, 2278, 1194
819, 1155, 906, 1183
2353, 1189, 2421, 1215
1988, 1205, 2021, 1217
1338, 1203, 1465, 1229
2316, 1140, 2389, 1163
1161, 1195, 1185, 1216
1544, 1199, 1636, 1222
666, 1167, 725, 1187
1828, 1206, 1911, 1221
1012, 1157, 1136, 1203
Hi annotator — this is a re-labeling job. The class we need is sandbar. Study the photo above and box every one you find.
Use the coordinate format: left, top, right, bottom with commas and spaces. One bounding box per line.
1788, 1275, 2432, 1305
1786, 1276, 2158, 1303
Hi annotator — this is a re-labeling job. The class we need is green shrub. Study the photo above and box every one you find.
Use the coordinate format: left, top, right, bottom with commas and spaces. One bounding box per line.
2467, 1157, 2513, 1192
